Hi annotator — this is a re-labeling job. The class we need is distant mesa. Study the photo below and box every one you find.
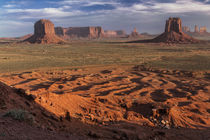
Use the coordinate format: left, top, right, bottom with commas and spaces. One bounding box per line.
199, 26, 207, 33
116, 30, 127, 37
129, 28, 142, 38
130, 17, 199, 43
55, 26, 105, 39
24, 19, 65, 44
55, 27, 128, 39
183, 25, 210, 37
104, 30, 117, 37
183, 25, 207, 33
104, 30, 127, 38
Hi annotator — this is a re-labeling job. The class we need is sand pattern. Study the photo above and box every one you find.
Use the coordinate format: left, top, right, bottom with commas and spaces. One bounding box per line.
1, 66, 209, 130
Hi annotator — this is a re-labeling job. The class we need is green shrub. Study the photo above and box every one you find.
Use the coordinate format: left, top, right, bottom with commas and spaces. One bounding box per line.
3, 109, 34, 124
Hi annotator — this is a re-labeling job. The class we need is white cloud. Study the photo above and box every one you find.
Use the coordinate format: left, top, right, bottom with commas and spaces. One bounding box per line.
6, 7, 84, 19
128, 0, 210, 14
1, 0, 210, 37
3, 4, 16, 8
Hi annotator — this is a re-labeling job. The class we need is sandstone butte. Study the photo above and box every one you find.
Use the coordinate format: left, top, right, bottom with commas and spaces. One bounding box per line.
24, 19, 65, 44
151, 17, 199, 43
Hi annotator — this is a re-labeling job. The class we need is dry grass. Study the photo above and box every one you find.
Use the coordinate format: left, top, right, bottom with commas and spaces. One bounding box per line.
0, 39, 210, 73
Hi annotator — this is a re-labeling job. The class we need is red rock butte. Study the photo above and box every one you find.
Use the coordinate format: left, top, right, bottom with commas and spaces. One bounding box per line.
151, 17, 199, 43
24, 19, 65, 44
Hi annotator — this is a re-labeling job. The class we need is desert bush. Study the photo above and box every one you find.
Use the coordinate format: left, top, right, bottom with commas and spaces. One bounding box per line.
3, 109, 34, 124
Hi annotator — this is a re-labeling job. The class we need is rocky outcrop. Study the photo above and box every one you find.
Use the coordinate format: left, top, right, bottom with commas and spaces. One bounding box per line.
129, 28, 141, 38
55, 26, 104, 39
24, 19, 65, 44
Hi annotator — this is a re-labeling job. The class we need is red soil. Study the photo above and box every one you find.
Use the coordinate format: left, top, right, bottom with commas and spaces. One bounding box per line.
0, 66, 209, 139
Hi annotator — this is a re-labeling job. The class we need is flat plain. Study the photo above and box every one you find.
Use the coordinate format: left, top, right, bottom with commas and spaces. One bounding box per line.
0, 39, 210, 73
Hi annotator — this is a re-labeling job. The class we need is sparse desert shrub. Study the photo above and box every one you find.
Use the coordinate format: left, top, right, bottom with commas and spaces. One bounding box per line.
3, 109, 34, 124
0, 132, 6, 137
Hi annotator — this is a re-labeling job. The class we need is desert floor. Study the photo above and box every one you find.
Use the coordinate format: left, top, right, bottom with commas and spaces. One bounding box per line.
0, 40, 210, 139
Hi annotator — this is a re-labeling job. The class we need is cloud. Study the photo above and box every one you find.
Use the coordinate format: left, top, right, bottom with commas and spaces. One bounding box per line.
1, 0, 210, 37
127, 0, 210, 14
3, 4, 16, 8
6, 7, 84, 19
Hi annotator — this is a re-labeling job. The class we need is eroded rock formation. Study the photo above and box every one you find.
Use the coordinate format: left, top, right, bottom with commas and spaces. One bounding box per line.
24, 19, 65, 44
129, 28, 141, 38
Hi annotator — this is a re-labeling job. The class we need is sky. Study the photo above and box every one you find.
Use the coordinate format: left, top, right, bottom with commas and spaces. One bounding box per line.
0, 0, 210, 37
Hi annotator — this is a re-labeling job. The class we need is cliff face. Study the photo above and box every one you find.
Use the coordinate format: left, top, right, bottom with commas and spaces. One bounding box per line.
165, 18, 182, 33
55, 26, 104, 39
34, 19, 55, 35
54, 27, 65, 36
24, 19, 65, 44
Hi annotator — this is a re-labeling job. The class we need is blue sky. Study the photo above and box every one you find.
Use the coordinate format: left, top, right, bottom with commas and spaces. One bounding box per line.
1, 0, 210, 37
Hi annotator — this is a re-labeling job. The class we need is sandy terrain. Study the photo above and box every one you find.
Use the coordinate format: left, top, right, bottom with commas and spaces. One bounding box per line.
0, 65, 209, 139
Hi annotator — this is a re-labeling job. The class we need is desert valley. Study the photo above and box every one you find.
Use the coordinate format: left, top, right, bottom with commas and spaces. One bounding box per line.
0, 2, 210, 139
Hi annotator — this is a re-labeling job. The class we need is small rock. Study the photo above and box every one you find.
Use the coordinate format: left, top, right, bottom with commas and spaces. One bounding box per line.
161, 120, 166, 125
89, 114, 94, 121
165, 124, 170, 129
